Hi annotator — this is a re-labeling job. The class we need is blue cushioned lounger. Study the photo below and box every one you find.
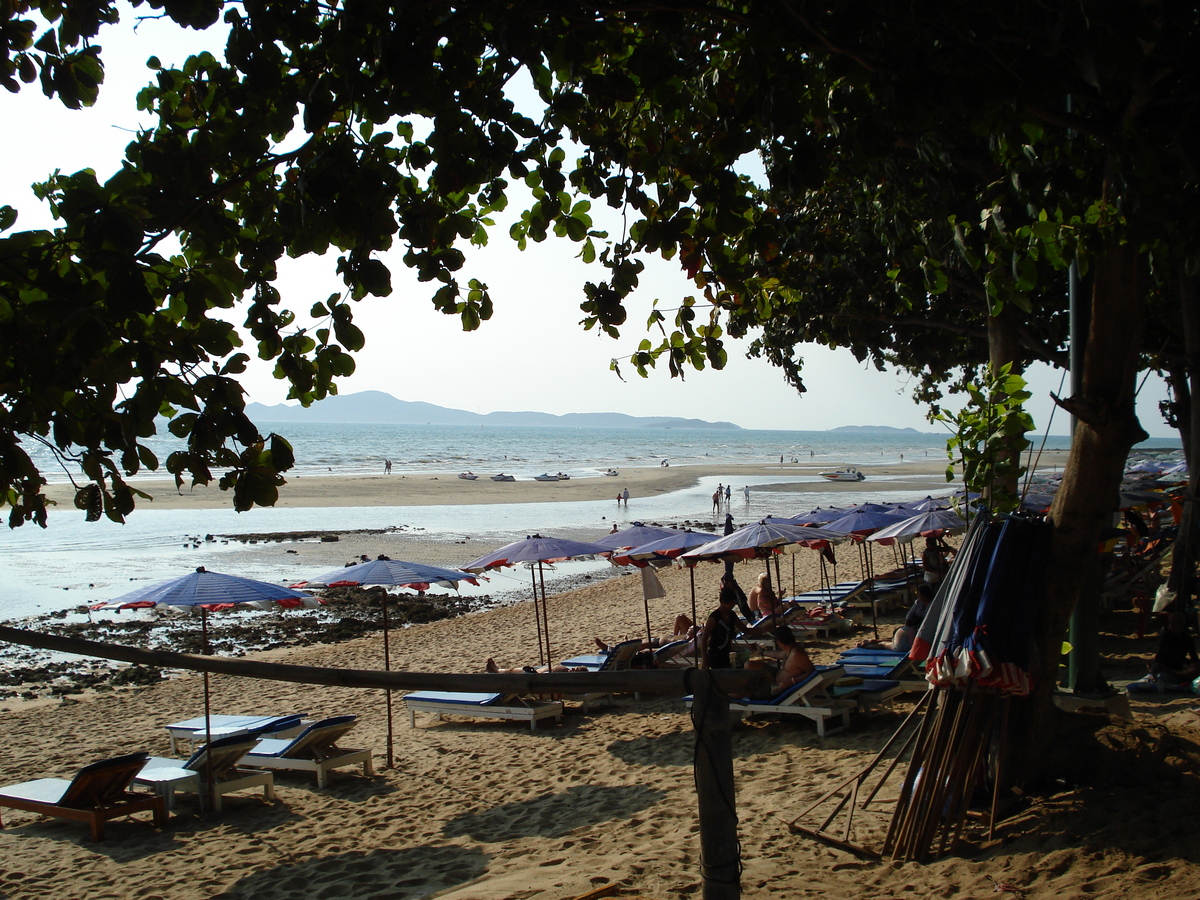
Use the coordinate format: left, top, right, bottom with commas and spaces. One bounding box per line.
404, 691, 563, 730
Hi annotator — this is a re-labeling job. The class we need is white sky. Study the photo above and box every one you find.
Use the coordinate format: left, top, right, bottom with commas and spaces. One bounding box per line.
2, 11, 1175, 436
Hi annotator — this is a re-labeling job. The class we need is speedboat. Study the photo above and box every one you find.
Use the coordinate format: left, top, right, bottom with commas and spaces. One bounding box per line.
819, 468, 865, 482
458, 472, 478, 480
533, 473, 559, 482
491, 473, 516, 482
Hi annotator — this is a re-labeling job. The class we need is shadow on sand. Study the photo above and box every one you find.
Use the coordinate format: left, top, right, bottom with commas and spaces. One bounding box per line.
442, 783, 664, 841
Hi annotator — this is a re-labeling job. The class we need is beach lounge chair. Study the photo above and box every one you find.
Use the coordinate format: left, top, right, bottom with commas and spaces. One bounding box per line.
240, 715, 374, 788
558, 638, 643, 709
838, 657, 928, 691
135, 734, 275, 813
830, 677, 904, 713
0, 752, 166, 841
404, 691, 564, 731
685, 665, 855, 738
164, 713, 307, 754
651, 639, 692, 667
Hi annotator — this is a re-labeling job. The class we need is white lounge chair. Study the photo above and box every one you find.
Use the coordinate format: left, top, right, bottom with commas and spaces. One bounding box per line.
240, 715, 373, 788
404, 691, 563, 730
135, 734, 274, 813
163, 713, 307, 754
686, 665, 855, 738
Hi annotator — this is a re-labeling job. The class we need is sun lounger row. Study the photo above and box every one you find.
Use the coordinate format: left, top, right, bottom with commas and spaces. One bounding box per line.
0, 715, 375, 839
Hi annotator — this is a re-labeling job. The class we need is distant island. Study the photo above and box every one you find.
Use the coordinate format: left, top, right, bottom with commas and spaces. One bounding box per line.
828, 425, 924, 434
246, 390, 741, 430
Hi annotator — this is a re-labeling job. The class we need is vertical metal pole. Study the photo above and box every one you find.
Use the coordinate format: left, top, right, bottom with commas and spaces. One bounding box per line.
530, 567, 545, 667
538, 562, 552, 666
383, 594, 394, 769
689, 670, 741, 900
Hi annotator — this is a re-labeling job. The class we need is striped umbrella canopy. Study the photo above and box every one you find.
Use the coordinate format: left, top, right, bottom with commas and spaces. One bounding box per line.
301, 557, 479, 590
610, 529, 718, 567
462, 534, 609, 667
680, 521, 845, 563
898, 496, 951, 512
295, 556, 478, 770
91, 566, 320, 612
90, 567, 321, 763
787, 506, 850, 525
866, 509, 968, 545
589, 522, 683, 553
822, 506, 912, 538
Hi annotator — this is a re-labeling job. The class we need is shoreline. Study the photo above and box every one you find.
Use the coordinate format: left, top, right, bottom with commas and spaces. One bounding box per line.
38, 453, 1072, 511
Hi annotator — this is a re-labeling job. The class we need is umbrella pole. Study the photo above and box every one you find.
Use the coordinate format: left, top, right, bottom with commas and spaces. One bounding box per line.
866, 544, 879, 640
201, 608, 215, 811
689, 565, 699, 666
530, 567, 545, 667
538, 562, 552, 666
383, 593, 394, 770
643, 581, 654, 647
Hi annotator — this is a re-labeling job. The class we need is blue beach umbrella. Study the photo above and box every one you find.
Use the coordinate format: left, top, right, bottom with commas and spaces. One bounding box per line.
91, 567, 320, 757
612, 530, 719, 645
463, 535, 609, 666
298, 556, 481, 768
589, 522, 683, 553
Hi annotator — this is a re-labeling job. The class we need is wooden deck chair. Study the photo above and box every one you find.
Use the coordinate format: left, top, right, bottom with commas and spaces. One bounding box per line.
136, 734, 274, 813
404, 691, 564, 730
0, 752, 166, 841
686, 665, 855, 738
241, 715, 374, 788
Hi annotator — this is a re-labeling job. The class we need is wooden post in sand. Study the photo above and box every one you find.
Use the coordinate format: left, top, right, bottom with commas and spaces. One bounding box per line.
688, 669, 741, 900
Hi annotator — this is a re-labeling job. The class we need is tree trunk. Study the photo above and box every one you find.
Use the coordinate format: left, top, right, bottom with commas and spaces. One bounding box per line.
1167, 272, 1200, 600
1014, 237, 1147, 787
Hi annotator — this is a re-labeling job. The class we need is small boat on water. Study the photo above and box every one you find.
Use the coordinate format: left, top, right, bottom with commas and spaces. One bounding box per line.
819, 468, 865, 482
601, 468, 619, 476
491, 473, 516, 482
557, 472, 570, 480
458, 472, 478, 480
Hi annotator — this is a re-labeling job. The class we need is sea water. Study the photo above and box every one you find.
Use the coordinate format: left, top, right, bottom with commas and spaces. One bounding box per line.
0, 423, 1180, 622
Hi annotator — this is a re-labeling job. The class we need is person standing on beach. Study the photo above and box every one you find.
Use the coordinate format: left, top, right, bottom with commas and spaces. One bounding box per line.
712, 490, 721, 513
622, 487, 630, 507
700, 585, 746, 669
384, 459, 392, 474
743, 485, 750, 501
725, 484, 731, 504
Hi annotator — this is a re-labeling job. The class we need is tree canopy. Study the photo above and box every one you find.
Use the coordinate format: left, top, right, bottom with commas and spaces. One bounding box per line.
2, 1, 1198, 530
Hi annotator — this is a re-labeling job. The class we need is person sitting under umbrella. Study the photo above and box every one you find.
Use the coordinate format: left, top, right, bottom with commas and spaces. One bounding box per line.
744, 626, 816, 696
858, 584, 933, 653
749, 572, 783, 618
594, 615, 697, 654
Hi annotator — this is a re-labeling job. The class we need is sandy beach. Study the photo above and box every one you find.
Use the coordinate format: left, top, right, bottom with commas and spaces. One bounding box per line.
40, 452, 1071, 512
6, 446, 1198, 899
2, 535, 1199, 897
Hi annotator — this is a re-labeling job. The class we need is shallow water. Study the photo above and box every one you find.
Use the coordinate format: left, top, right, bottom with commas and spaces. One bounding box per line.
0, 471, 951, 622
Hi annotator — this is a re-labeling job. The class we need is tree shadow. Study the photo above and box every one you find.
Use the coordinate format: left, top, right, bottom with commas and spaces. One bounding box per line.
210, 845, 489, 899
442, 783, 664, 841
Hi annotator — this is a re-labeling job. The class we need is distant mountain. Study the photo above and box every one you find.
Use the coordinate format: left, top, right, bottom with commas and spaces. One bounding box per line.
829, 424, 924, 434
246, 390, 741, 430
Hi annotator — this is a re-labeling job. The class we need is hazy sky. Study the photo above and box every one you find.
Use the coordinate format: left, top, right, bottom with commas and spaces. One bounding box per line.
4, 11, 1174, 436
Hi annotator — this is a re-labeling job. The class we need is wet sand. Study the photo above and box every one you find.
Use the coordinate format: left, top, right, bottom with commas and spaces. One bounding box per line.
41, 452, 1071, 511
